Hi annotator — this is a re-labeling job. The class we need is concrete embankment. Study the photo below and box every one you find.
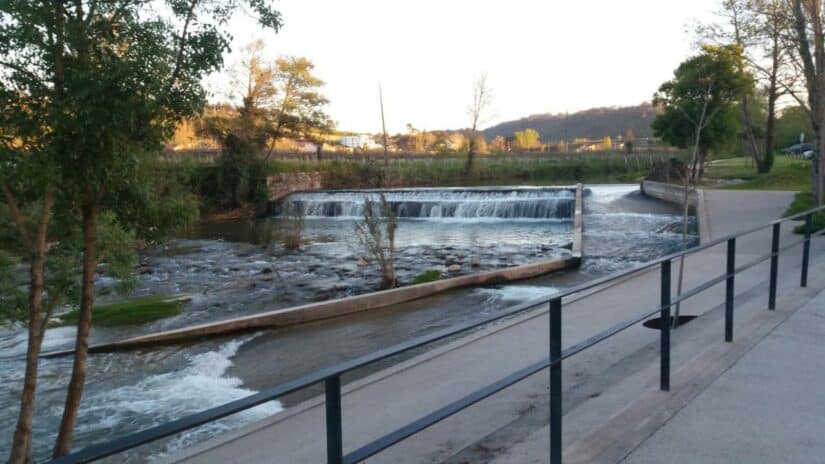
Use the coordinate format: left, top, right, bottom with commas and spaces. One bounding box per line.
45, 185, 583, 354
641, 180, 710, 242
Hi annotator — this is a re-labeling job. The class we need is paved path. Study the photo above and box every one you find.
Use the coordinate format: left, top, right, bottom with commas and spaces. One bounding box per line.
622, 287, 825, 464
167, 189, 825, 464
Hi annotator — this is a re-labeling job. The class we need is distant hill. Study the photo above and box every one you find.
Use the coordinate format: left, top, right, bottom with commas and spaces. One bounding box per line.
483, 103, 660, 141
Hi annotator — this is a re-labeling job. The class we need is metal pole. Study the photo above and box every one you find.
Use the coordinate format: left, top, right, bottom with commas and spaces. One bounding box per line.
660, 259, 671, 391
802, 213, 812, 288
549, 297, 562, 464
769, 223, 780, 310
725, 238, 736, 342
325, 376, 343, 464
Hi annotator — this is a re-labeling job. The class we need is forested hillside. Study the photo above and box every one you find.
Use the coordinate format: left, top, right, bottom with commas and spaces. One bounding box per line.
483, 103, 661, 141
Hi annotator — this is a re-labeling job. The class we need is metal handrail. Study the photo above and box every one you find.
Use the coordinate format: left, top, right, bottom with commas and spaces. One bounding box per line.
49, 205, 825, 464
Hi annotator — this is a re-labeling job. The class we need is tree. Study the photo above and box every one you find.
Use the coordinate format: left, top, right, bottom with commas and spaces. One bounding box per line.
269, 56, 331, 153
0, 1, 282, 461
513, 128, 541, 151
490, 135, 508, 154
354, 195, 397, 290
698, 0, 792, 173
788, 0, 825, 205
466, 73, 493, 172
653, 45, 752, 181
776, 105, 812, 148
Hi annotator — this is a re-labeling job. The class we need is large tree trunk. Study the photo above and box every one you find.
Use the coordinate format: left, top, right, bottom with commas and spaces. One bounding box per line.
465, 137, 476, 174
815, 124, 825, 205
763, 89, 777, 174
7, 192, 53, 464
740, 95, 765, 172
791, 0, 825, 205
53, 203, 98, 457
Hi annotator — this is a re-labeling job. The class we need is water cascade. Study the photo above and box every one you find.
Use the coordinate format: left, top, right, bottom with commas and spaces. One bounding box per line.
278, 188, 576, 220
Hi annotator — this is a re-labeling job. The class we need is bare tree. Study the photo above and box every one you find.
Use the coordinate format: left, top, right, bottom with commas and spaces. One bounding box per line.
675, 87, 715, 327
354, 194, 397, 289
788, 0, 825, 205
466, 73, 493, 173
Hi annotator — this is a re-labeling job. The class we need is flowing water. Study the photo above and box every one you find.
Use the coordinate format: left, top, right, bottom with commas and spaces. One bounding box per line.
0, 185, 696, 462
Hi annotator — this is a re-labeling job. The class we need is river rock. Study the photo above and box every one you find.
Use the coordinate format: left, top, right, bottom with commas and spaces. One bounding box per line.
447, 264, 462, 273
261, 267, 273, 274
470, 256, 481, 267
356, 257, 369, 267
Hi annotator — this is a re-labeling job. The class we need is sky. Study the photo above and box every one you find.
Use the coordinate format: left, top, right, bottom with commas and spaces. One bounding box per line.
207, 0, 720, 134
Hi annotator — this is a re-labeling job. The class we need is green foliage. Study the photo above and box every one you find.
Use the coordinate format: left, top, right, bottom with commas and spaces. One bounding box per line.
653, 45, 752, 160
58, 295, 183, 327
783, 191, 825, 234
412, 270, 442, 285
775, 106, 813, 149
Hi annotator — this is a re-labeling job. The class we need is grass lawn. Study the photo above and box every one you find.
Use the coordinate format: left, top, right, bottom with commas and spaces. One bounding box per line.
703, 156, 812, 191
59, 295, 184, 326
703, 156, 824, 233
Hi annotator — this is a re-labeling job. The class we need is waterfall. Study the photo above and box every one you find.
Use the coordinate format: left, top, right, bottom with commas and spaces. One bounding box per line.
277, 188, 576, 220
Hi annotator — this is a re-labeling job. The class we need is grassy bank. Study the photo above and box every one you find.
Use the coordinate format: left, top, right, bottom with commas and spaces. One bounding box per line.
59, 295, 184, 326
703, 157, 812, 191
783, 191, 825, 233
266, 152, 688, 189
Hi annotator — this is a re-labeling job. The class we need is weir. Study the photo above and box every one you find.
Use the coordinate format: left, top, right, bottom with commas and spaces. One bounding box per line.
276, 187, 577, 220
44, 185, 583, 355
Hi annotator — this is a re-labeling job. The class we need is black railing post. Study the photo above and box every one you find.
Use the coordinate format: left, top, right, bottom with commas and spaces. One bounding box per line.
325, 376, 343, 464
802, 213, 812, 288
725, 238, 736, 342
549, 297, 563, 464
660, 259, 671, 392
769, 223, 780, 310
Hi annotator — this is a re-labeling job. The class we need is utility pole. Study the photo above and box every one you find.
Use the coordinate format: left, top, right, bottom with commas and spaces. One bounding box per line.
379, 83, 389, 166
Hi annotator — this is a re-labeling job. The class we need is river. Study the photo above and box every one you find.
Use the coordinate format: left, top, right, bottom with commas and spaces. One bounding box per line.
0, 185, 696, 462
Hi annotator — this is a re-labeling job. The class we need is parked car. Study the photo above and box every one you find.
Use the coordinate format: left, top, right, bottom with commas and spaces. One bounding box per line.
781, 143, 813, 154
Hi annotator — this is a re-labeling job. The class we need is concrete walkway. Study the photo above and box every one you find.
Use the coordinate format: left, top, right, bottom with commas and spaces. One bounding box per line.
622, 288, 825, 464
167, 189, 825, 464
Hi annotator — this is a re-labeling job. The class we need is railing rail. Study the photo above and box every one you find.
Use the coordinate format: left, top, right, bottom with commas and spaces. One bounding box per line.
50, 205, 825, 464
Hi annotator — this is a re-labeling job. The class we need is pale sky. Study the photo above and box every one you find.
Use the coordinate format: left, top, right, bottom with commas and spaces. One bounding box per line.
207, 0, 719, 134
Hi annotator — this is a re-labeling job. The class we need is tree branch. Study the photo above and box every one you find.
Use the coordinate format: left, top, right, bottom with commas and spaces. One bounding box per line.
167, 0, 199, 91
0, 178, 32, 246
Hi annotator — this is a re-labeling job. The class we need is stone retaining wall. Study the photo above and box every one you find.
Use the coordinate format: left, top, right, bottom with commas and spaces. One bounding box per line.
266, 172, 322, 202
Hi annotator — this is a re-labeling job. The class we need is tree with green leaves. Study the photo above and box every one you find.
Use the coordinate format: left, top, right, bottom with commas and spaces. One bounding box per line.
697, 0, 791, 173
653, 45, 752, 181
0, 1, 281, 461
205, 44, 331, 205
